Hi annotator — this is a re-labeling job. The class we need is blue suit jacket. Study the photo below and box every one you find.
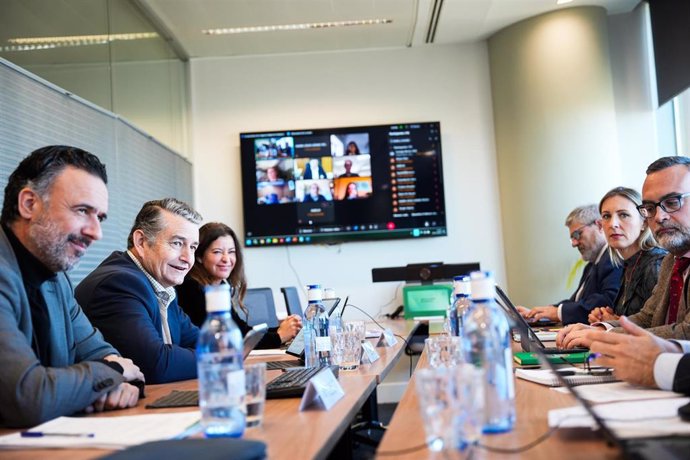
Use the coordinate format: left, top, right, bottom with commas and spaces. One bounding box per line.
0, 227, 123, 427
559, 249, 623, 325
76, 251, 199, 384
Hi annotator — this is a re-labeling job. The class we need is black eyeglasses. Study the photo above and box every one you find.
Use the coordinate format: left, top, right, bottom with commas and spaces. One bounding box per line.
637, 192, 690, 218
569, 222, 595, 241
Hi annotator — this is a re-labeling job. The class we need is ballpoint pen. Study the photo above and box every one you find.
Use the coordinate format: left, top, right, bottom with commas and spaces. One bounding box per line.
21, 432, 95, 438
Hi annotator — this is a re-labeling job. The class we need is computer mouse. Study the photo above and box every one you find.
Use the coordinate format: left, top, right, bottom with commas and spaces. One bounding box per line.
678, 401, 690, 422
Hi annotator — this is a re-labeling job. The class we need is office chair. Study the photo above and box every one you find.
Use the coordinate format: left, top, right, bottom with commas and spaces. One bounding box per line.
280, 286, 304, 319
242, 287, 280, 328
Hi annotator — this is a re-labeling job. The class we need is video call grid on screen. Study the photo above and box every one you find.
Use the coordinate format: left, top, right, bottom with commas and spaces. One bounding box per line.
239, 122, 447, 247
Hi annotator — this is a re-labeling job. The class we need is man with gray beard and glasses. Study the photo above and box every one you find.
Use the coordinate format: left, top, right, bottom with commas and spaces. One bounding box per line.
559, 156, 690, 349
517, 204, 622, 325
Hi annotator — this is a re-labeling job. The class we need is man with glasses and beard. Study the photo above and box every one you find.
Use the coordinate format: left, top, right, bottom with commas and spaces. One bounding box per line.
559, 156, 690, 349
0, 146, 143, 428
517, 204, 623, 325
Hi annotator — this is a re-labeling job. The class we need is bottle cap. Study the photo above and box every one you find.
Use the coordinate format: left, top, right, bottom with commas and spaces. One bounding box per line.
307, 285, 323, 302
470, 271, 494, 300
205, 284, 231, 313
454, 275, 471, 296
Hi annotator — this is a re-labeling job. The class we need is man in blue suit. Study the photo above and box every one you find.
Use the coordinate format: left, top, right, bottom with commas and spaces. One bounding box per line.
76, 198, 202, 384
0, 146, 143, 428
519, 204, 623, 325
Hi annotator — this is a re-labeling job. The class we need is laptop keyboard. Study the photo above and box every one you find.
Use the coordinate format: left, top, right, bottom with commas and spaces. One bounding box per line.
541, 347, 589, 354
146, 390, 198, 409
266, 365, 338, 399
266, 360, 302, 370
145, 365, 338, 407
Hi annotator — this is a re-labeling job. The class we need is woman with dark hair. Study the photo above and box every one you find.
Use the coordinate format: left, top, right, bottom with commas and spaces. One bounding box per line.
176, 222, 301, 348
588, 187, 667, 323
345, 182, 358, 200
345, 141, 360, 155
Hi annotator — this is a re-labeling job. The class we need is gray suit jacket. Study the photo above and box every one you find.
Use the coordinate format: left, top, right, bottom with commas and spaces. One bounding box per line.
0, 227, 124, 428
611, 253, 690, 339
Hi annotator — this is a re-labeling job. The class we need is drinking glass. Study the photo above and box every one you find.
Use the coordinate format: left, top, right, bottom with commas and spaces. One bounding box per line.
244, 362, 266, 428
425, 335, 464, 368
415, 365, 484, 454
329, 328, 361, 371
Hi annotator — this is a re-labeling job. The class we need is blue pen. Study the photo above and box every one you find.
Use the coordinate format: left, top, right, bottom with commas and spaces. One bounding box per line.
21, 432, 95, 438
587, 352, 601, 361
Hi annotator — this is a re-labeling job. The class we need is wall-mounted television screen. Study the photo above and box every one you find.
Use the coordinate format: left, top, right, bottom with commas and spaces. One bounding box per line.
239, 121, 447, 247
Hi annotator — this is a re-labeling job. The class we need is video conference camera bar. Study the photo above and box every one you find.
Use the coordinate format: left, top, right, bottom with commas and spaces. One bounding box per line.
371, 262, 480, 285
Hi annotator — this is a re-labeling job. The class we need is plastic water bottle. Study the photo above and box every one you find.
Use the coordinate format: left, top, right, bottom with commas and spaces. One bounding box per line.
197, 284, 246, 437
449, 275, 471, 336
461, 271, 515, 433
303, 284, 330, 367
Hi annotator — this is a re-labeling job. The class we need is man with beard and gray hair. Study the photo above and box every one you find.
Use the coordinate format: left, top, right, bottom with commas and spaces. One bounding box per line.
0, 146, 143, 427
559, 156, 690, 350
518, 204, 623, 325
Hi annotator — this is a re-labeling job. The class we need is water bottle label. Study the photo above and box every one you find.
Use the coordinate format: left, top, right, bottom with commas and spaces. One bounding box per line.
504, 348, 515, 398
226, 370, 246, 400
315, 336, 332, 352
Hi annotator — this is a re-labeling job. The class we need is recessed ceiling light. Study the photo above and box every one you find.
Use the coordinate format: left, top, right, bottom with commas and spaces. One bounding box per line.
556, 0, 574, 4
1, 32, 158, 52
202, 19, 393, 35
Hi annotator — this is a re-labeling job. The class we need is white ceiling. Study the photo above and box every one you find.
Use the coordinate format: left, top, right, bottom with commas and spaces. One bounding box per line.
0, 0, 642, 64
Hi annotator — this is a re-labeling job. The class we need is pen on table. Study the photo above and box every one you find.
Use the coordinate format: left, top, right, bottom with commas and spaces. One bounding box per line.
21, 431, 95, 438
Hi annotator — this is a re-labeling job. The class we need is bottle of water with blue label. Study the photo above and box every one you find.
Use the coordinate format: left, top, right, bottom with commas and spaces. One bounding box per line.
449, 275, 472, 336
303, 284, 331, 367
197, 284, 246, 437
461, 271, 515, 433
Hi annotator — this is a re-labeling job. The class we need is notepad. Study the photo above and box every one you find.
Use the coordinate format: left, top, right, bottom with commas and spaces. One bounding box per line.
516, 367, 619, 387
513, 351, 589, 366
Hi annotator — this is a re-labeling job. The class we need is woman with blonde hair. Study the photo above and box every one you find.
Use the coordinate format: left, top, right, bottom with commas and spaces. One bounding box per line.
588, 187, 667, 323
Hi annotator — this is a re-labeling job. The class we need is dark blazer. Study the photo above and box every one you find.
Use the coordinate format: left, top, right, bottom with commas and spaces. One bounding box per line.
612, 247, 667, 317
176, 277, 282, 349
674, 354, 690, 394
0, 227, 123, 427
560, 247, 623, 325
76, 251, 199, 384
302, 164, 327, 180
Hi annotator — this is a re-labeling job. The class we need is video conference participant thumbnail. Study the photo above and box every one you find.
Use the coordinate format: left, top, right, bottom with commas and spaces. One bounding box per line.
330, 133, 370, 156
334, 177, 373, 200
254, 136, 293, 159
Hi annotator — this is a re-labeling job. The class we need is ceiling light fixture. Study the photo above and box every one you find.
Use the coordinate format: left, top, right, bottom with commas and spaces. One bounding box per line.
1, 32, 158, 52
556, 0, 574, 4
202, 18, 393, 35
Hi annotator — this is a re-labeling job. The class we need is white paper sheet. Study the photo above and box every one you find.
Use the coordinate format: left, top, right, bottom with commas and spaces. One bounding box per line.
552, 381, 684, 403
248, 349, 286, 356
0, 411, 200, 450
548, 397, 690, 438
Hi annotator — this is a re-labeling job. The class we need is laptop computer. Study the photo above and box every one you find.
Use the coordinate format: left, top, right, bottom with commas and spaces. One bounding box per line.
243, 323, 268, 359
494, 285, 588, 354
531, 326, 690, 460
265, 297, 341, 370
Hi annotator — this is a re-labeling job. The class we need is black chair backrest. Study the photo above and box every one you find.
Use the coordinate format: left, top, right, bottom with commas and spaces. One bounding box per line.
280, 286, 304, 319
242, 287, 280, 328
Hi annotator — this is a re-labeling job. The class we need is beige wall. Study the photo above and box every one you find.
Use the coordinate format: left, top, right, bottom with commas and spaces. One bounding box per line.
490, 6, 622, 307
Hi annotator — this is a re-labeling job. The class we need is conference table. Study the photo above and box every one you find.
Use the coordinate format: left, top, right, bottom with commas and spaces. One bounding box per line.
0, 318, 419, 460
378, 343, 622, 460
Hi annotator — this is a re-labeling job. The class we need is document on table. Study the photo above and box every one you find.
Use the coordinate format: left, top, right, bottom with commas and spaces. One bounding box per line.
0, 411, 200, 450
248, 349, 286, 356
553, 381, 684, 403
548, 397, 690, 438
